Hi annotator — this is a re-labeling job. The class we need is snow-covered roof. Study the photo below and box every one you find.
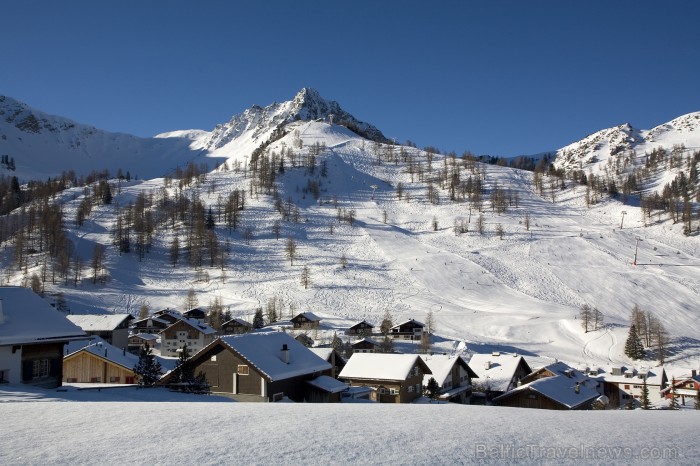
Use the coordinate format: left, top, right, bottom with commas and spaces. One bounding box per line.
469, 353, 529, 393
162, 317, 218, 335
66, 314, 131, 332
594, 365, 666, 386
307, 375, 348, 393
420, 355, 475, 387
130, 333, 158, 341
391, 319, 424, 329
339, 353, 431, 381
495, 374, 600, 409
0, 286, 87, 345
292, 312, 321, 322
218, 332, 331, 382
352, 338, 379, 346
526, 361, 589, 384
223, 318, 252, 327
65, 336, 139, 372
308, 347, 334, 362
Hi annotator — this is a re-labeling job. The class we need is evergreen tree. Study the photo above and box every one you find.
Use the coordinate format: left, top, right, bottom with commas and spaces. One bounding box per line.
133, 343, 162, 387
331, 332, 342, 351
624, 324, 646, 360
172, 344, 209, 394
640, 377, 651, 410
669, 379, 680, 410
205, 207, 215, 230
253, 307, 265, 329
425, 377, 440, 400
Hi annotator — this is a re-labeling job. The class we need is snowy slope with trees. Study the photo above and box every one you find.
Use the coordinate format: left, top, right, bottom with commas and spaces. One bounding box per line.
1, 89, 699, 373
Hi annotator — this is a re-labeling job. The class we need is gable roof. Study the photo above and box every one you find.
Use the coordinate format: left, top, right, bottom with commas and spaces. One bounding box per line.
292, 312, 321, 322
469, 353, 531, 393
420, 355, 477, 387
307, 375, 349, 394
309, 347, 345, 364
0, 286, 87, 345
129, 333, 159, 342
352, 338, 380, 347
594, 365, 666, 386
218, 332, 331, 382
222, 318, 252, 327
65, 337, 139, 372
339, 353, 432, 381
162, 317, 217, 335
348, 320, 374, 329
66, 314, 132, 332
391, 319, 424, 330
494, 374, 600, 409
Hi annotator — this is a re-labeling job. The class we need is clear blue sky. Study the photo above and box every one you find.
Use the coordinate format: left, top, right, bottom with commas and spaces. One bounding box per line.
2, 0, 699, 156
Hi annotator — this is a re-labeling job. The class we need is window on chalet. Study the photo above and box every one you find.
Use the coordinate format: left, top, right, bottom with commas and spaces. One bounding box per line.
624, 385, 630, 389
238, 365, 249, 375
32, 359, 50, 378
110, 376, 120, 383
408, 386, 414, 392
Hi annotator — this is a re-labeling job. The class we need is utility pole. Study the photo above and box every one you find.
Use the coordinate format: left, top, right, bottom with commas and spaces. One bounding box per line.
620, 211, 627, 229
633, 238, 642, 265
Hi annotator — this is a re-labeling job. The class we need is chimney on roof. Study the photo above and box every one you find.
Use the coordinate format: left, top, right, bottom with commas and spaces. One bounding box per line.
692, 369, 697, 378
484, 361, 491, 370
575, 382, 580, 394
280, 344, 290, 364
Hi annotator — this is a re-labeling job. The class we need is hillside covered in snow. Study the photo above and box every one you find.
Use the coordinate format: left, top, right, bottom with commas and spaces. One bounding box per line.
1, 88, 699, 373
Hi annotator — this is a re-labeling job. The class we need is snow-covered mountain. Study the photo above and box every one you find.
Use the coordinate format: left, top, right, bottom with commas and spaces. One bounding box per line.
553, 112, 700, 192
0, 95, 209, 181
2, 89, 700, 373
0, 88, 387, 182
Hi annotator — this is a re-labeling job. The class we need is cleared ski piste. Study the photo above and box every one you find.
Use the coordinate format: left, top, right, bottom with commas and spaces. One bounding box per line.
1, 386, 697, 465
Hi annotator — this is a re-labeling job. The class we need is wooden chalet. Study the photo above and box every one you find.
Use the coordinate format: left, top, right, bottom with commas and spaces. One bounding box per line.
131, 310, 183, 335
389, 319, 425, 341
127, 333, 159, 354
221, 318, 252, 335
160, 332, 332, 402
339, 353, 432, 403
420, 354, 478, 404
309, 347, 346, 378
291, 312, 321, 329
294, 333, 314, 347
0, 287, 87, 388
63, 338, 141, 384
352, 338, 380, 354
183, 308, 207, 321
346, 320, 374, 336
661, 371, 700, 407
160, 318, 217, 357
468, 352, 532, 402
594, 365, 667, 408
66, 314, 133, 350
493, 362, 599, 410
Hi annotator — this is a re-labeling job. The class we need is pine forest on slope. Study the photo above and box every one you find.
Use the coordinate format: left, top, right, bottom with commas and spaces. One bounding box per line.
1, 88, 699, 371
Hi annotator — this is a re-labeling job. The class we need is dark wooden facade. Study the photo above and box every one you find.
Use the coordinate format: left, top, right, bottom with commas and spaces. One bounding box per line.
390, 320, 425, 340
21, 343, 65, 389
221, 319, 252, 335
164, 340, 330, 402
291, 313, 321, 329
346, 321, 374, 336
495, 387, 595, 410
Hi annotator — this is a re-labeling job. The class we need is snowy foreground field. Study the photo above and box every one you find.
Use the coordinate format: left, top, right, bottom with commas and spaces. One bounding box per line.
1, 387, 698, 465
